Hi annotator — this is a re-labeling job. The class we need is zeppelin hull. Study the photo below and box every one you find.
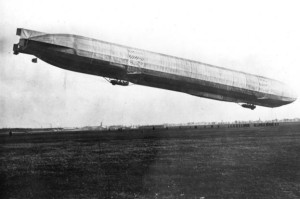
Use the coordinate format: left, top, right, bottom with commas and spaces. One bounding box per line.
13, 28, 297, 108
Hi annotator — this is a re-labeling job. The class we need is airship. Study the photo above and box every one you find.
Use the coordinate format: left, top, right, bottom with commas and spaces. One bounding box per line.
13, 28, 297, 110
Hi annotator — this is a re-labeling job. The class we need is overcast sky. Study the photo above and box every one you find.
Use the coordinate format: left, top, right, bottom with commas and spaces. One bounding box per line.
1, 0, 299, 128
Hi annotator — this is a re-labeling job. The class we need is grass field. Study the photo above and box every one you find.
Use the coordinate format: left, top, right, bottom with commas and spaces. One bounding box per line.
1, 124, 300, 198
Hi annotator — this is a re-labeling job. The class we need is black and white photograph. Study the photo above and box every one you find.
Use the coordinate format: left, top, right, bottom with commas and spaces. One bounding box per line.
1, 0, 300, 198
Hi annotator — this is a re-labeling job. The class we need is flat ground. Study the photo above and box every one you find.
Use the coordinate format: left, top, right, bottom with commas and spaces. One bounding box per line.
0, 124, 300, 199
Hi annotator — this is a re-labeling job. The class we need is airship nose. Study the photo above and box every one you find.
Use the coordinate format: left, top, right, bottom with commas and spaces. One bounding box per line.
282, 84, 297, 103
291, 93, 298, 102
288, 87, 298, 103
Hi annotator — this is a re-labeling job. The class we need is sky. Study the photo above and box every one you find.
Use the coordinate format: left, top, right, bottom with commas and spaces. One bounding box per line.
1, 0, 300, 128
